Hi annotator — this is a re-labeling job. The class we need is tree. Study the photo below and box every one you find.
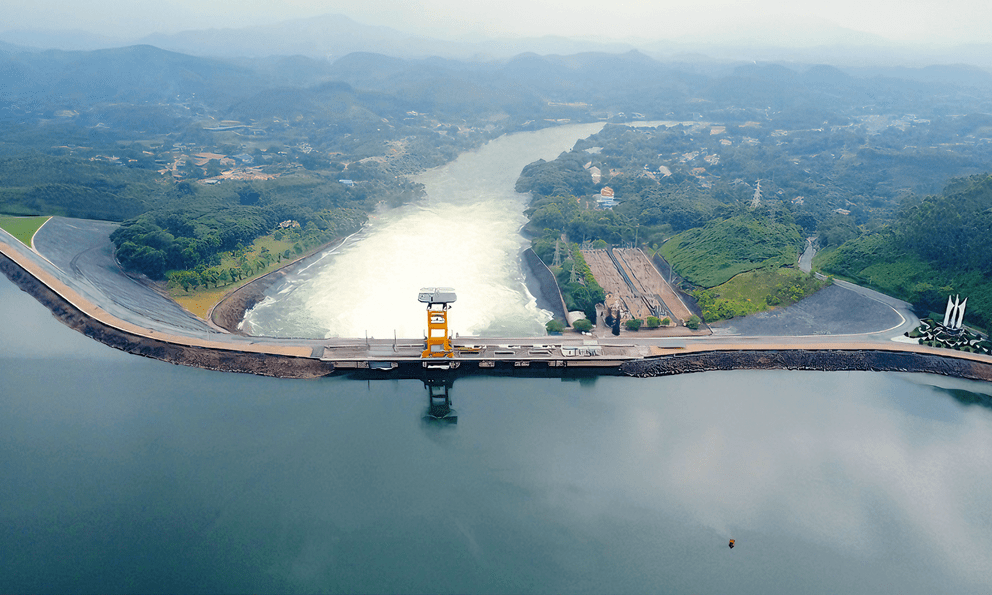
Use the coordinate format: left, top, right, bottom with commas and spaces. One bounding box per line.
645, 316, 661, 328
546, 320, 565, 334
572, 319, 593, 332
686, 315, 701, 330
625, 318, 643, 331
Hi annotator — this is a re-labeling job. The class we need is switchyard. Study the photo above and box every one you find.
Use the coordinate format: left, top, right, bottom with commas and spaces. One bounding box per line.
582, 247, 695, 325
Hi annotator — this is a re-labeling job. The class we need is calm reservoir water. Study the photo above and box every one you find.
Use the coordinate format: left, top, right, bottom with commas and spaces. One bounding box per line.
3, 274, 992, 594
3, 124, 992, 593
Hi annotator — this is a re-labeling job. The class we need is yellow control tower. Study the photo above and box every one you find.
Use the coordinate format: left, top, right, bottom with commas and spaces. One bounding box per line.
418, 287, 457, 358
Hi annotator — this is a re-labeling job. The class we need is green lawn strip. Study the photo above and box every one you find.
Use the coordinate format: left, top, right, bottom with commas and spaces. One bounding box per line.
694, 267, 828, 322
0, 215, 51, 246
168, 231, 336, 317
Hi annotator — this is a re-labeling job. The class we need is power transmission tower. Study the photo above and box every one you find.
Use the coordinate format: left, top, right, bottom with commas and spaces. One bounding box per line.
552, 240, 562, 268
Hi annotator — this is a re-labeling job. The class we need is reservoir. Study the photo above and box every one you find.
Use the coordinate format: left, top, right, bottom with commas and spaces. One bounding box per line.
2, 122, 992, 593
3, 272, 992, 593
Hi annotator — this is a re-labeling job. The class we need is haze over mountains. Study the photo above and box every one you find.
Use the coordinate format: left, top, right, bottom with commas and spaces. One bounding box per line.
3, 13, 992, 69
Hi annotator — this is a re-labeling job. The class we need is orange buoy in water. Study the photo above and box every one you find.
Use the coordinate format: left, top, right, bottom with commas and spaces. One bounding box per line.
729, 539, 735, 549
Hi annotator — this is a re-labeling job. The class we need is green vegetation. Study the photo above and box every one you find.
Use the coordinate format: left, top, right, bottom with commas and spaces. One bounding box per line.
572, 319, 593, 332
625, 318, 643, 331
817, 174, 992, 330
0, 154, 168, 221
0, 215, 50, 246
165, 230, 332, 317
545, 319, 565, 334
530, 231, 606, 321
686, 315, 702, 330
5, 43, 992, 331
111, 194, 368, 279
660, 214, 804, 288
693, 268, 829, 322
908, 319, 992, 355
645, 316, 661, 328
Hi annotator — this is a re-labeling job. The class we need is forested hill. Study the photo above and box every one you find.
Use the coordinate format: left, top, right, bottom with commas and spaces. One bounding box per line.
660, 215, 804, 288
817, 174, 992, 330
3, 41, 992, 288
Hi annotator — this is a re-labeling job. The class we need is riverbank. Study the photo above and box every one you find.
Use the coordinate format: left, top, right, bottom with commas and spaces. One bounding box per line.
209, 236, 350, 333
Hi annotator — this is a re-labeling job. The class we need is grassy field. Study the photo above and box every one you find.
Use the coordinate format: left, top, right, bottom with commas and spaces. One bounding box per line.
0, 215, 51, 246
693, 267, 829, 322
169, 233, 307, 319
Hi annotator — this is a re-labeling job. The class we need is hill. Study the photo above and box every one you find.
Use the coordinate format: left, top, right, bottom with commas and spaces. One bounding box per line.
816, 174, 992, 330
659, 214, 804, 288
0, 45, 260, 108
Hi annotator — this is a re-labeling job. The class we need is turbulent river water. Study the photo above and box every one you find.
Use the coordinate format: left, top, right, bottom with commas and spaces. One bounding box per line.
3, 124, 992, 594
242, 123, 605, 339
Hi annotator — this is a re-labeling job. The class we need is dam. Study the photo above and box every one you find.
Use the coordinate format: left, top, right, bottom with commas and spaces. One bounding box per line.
3, 121, 992, 382
5, 221, 992, 384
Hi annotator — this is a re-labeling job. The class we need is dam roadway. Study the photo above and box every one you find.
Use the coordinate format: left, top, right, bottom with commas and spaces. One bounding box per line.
3, 218, 992, 381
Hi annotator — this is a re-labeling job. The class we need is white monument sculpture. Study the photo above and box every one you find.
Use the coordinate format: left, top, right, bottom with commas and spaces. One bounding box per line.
942, 295, 968, 330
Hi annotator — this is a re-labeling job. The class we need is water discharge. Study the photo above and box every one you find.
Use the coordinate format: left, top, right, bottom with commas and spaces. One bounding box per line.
243, 123, 605, 339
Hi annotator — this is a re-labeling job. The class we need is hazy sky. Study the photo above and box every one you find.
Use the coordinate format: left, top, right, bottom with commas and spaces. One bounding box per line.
3, 0, 989, 45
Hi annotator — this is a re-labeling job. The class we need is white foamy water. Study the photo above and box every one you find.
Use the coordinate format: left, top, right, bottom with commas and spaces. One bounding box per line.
242, 123, 605, 339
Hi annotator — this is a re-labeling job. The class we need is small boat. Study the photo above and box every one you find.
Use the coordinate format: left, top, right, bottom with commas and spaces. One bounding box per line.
729, 539, 735, 549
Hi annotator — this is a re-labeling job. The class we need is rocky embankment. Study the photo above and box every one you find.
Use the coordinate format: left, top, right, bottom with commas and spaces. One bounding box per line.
622, 349, 992, 381
210, 239, 345, 333
522, 248, 568, 324
1, 254, 334, 378
210, 275, 273, 333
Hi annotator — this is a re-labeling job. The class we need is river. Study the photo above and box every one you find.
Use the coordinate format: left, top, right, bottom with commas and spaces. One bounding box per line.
3, 123, 992, 593
242, 123, 605, 339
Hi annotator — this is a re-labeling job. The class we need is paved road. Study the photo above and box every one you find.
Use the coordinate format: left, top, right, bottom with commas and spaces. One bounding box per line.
32, 218, 217, 335
708, 282, 918, 338
798, 237, 815, 273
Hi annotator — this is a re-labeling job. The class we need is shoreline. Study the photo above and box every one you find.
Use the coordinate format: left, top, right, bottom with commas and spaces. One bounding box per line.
209, 236, 350, 333
0, 252, 334, 378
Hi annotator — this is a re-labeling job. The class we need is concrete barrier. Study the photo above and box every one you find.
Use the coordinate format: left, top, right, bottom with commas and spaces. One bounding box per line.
522, 248, 569, 325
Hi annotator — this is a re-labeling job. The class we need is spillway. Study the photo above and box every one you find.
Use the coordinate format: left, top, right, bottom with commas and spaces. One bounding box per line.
242, 123, 604, 339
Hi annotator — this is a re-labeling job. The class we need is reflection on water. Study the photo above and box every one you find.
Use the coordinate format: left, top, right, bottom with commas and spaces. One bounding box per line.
935, 386, 992, 410
423, 375, 458, 424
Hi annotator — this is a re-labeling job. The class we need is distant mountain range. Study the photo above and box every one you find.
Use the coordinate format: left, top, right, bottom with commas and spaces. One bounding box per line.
3, 41, 990, 134
3, 13, 992, 70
